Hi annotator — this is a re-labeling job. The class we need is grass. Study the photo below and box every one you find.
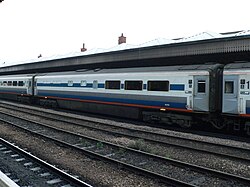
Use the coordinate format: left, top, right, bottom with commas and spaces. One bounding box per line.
96, 142, 104, 149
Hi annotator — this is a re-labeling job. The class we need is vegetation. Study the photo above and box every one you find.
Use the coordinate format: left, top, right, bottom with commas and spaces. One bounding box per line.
96, 142, 104, 149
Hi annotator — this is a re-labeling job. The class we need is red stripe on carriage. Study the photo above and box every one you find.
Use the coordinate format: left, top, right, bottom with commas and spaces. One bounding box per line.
38, 95, 193, 113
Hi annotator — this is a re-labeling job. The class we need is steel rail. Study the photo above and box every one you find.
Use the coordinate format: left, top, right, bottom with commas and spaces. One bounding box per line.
1, 103, 250, 164
0, 137, 92, 187
0, 113, 194, 187
0, 111, 250, 186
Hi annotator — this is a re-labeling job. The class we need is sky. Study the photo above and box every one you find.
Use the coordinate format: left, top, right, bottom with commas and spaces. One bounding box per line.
0, 0, 250, 63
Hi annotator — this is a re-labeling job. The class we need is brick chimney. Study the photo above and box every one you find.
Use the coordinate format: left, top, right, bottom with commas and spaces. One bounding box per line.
81, 43, 87, 52
118, 33, 126, 45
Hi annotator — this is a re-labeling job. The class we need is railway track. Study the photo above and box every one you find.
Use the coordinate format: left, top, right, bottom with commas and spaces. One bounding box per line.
0, 105, 249, 186
1, 101, 250, 165
0, 137, 92, 187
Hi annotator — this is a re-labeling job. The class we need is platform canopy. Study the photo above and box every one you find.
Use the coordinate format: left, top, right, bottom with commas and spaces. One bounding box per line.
0, 30, 250, 75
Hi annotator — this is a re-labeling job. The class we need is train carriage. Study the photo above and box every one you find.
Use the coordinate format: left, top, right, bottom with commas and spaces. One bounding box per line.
34, 64, 223, 127
223, 62, 250, 133
4, 63, 250, 134
0, 74, 34, 101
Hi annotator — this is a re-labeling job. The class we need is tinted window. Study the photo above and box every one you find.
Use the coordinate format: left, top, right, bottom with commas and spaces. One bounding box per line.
18, 81, 24, 86
105, 80, 120, 90
225, 81, 234, 94
148, 81, 169, 91
198, 80, 206, 93
125, 81, 142, 90
7, 81, 12, 86
240, 79, 245, 84
13, 81, 17, 86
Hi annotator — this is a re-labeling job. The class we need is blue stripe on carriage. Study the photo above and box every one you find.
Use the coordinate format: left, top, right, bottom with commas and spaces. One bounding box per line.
170, 84, 185, 91
38, 92, 187, 109
98, 84, 105, 88
37, 83, 105, 88
37, 83, 184, 91
0, 89, 26, 94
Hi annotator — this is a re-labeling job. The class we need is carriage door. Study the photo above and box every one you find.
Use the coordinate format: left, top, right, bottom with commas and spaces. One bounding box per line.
193, 76, 209, 111
26, 79, 33, 95
26, 76, 36, 96
33, 77, 37, 95
222, 75, 238, 114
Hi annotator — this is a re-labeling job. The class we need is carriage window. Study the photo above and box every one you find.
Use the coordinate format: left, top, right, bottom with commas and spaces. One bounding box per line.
225, 81, 234, 94
125, 81, 143, 90
188, 79, 192, 88
7, 81, 12, 86
18, 81, 24, 86
93, 80, 98, 89
240, 79, 245, 89
198, 80, 206, 93
105, 80, 120, 90
147, 81, 169, 91
240, 79, 245, 84
68, 80, 73, 86
13, 81, 17, 86
3, 81, 7, 86
80, 80, 87, 87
